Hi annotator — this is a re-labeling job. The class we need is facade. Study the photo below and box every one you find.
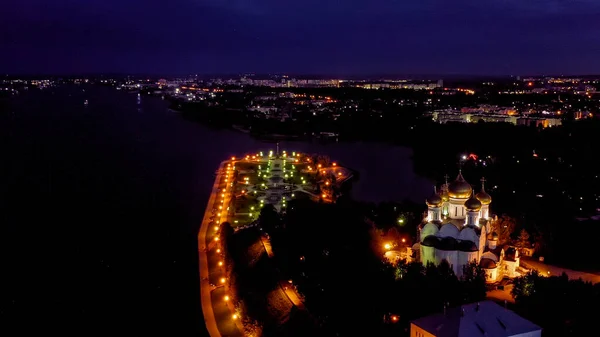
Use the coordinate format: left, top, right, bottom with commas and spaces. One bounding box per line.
416, 172, 521, 282
410, 301, 542, 337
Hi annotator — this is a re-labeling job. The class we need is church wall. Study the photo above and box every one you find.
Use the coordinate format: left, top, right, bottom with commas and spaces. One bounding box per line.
458, 251, 479, 277
503, 260, 519, 278
448, 199, 467, 219
484, 268, 498, 283
435, 250, 459, 275
421, 246, 436, 267
481, 205, 490, 219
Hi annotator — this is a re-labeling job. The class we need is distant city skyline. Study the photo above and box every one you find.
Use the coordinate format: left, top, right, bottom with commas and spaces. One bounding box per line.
2, 0, 600, 75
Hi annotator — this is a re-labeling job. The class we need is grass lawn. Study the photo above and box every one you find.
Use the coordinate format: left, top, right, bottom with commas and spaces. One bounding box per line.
235, 161, 258, 172
233, 195, 260, 214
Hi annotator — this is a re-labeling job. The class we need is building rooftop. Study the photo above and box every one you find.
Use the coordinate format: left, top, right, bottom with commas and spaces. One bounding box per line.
411, 301, 541, 337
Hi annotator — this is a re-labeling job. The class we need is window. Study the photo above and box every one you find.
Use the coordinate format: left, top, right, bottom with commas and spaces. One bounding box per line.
455, 207, 458, 216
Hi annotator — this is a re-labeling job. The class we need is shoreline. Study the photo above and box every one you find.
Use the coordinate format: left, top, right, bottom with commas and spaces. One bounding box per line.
198, 160, 229, 337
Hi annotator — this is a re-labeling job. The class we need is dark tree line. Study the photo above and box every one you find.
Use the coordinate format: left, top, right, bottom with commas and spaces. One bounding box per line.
512, 271, 600, 337
265, 198, 487, 336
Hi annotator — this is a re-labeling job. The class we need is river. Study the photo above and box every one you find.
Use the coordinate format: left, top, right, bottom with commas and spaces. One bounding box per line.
2, 85, 431, 335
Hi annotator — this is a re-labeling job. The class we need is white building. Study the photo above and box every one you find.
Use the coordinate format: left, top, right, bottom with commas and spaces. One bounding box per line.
416, 172, 521, 283
410, 301, 542, 337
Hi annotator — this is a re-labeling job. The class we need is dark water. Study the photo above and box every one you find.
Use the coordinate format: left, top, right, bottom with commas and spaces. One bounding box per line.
2, 86, 430, 335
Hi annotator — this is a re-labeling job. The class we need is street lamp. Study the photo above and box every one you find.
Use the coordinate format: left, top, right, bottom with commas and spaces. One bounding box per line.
384, 243, 391, 250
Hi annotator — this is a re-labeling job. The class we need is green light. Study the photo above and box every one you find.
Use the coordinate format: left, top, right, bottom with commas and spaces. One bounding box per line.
251, 206, 254, 210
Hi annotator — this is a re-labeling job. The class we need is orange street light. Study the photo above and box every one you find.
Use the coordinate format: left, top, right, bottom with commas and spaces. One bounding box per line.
232, 314, 238, 320
318, 164, 322, 168
391, 315, 399, 322
220, 277, 226, 284
231, 157, 235, 160
216, 248, 221, 253
332, 163, 337, 166
322, 194, 326, 198
384, 243, 391, 250
214, 237, 220, 241
325, 182, 330, 186
214, 226, 219, 231
224, 295, 230, 301
402, 238, 406, 243
218, 261, 223, 266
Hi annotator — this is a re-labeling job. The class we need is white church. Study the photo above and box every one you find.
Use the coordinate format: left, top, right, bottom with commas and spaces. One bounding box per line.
414, 171, 521, 283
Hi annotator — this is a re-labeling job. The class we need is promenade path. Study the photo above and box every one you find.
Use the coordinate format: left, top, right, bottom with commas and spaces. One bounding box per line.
199, 160, 243, 337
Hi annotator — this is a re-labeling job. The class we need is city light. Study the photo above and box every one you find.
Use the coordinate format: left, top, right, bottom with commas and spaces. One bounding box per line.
232, 314, 238, 320
214, 226, 219, 231
218, 261, 223, 266
220, 277, 226, 284
384, 243, 391, 250
224, 295, 230, 301
217, 248, 221, 253
214, 237, 220, 241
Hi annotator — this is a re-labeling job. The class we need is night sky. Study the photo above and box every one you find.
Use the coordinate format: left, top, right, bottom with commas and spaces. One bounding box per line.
2, 0, 600, 76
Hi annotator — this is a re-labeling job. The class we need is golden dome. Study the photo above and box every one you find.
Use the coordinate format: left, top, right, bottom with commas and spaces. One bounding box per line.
476, 190, 492, 205
475, 178, 492, 205
464, 192, 482, 211
426, 193, 442, 207
447, 172, 472, 199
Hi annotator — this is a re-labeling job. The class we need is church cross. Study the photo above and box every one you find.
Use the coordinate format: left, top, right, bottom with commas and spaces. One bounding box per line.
480, 177, 486, 190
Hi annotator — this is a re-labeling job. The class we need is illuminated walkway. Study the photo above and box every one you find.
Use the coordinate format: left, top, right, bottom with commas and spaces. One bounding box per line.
199, 160, 243, 337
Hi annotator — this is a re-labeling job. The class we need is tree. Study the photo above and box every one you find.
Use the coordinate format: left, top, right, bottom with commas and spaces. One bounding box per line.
511, 270, 540, 301
386, 227, 402, 246
220, 222, 235, 256
258, 204, 280, 234
517, 229, 531, 249
461, 261, 487, 303
493, 215, 517, 244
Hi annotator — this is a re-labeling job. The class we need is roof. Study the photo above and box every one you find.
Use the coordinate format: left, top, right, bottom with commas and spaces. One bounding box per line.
480, 258, 497, 269
411, 301, 541, 337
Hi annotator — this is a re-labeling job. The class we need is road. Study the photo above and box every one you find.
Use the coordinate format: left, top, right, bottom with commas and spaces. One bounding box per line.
521, 258, 600, 284
199, 160, 243, 337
